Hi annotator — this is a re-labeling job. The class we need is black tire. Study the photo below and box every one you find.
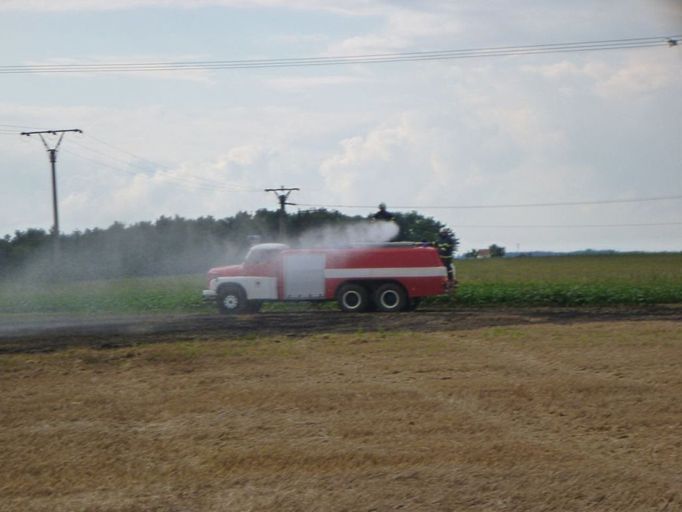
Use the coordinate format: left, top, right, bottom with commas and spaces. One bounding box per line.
245, 300, 263, 313
406, 297, 421, 312
373, 283, 408, 313
217, 284, 247, 314
337, 283, 370, 312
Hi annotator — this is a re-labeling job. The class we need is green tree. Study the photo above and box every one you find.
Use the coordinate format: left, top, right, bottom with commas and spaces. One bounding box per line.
489, 244, 506, 258
1, 209, 459, 281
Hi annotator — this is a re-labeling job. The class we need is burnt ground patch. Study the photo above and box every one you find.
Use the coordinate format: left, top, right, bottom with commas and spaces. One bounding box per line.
1, 305, 681, 354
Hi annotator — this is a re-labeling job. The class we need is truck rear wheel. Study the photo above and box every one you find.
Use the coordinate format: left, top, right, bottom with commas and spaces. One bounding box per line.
374, 283, 408, 312
337, 283, 370, 312
217, 284, 247, 314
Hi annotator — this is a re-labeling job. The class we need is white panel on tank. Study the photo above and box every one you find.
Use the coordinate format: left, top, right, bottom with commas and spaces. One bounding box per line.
283, 253, 326, 300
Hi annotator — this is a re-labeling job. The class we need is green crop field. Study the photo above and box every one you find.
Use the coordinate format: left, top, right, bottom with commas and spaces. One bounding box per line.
1, 253, 681, 314
448, 253, 682, 306
0, 274, 206, 315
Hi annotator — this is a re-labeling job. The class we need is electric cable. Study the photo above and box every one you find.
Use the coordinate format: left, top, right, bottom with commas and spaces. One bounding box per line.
81, 134, 264, 192
0, 123, 40, 129
60, 147, 253, 193
453, 222, 682, 228
65, 136, 264, 192
0, 35, 677, 74
23, 147, 682, 230
296, 195, 682, 210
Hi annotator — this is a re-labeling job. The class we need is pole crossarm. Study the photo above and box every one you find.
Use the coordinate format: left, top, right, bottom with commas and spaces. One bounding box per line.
265, 186, 300, 208
22, 129, 82, 152
265, 186, 300, 194
264, 186, 300, 239
21, 129, 83, 136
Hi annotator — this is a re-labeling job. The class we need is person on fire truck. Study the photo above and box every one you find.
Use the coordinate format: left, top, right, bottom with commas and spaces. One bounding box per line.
373, 203, 395, 221
436, 227, 456, 283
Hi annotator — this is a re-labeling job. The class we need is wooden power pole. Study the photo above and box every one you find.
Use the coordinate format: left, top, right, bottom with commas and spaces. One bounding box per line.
265, 186, 299, 240
21, 128, 83, 254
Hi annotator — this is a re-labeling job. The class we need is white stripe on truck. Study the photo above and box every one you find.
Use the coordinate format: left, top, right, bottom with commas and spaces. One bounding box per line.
324, 266, 446, 279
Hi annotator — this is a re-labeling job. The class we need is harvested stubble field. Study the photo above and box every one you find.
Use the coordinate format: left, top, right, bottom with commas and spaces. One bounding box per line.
1, 319, 681, 511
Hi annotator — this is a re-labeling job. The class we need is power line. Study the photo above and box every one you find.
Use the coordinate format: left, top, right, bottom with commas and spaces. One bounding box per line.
454, 222, 682, 228
18, 131, 263, 194
85, 133, 168, 167
1, 35, 677, 74
297, 195, 682, 210
0, 126, 29, 136
60, 146, 261, 194
69, 140, 248, 191
61, 148, 232, 192
0, 123, 40, 129
78, 134, 264, 192
17, 143, 682, 230
35, 142, 682, 211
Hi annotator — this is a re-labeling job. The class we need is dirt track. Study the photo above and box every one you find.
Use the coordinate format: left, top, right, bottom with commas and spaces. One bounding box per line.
2, 305, 681, 354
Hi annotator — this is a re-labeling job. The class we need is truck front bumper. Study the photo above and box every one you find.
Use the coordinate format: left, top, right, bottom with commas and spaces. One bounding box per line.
202, 289, 217, 302
445, 279, 458, 293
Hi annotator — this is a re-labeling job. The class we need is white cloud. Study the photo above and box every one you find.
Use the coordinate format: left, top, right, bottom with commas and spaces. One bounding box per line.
269, 33, 329, 45
523, 52, 681, 99
0, 0, 381, 14
319, 116, 413, 197
593, 57, 681, 98
2, 1, 681, 251
223, 145, 263, 167
327, 7, 463, 54
265, 74, 366, 91
56, 148, 285, 229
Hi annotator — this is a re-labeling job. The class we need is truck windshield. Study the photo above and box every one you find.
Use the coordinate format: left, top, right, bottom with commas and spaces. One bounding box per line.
244, 246, 286, 265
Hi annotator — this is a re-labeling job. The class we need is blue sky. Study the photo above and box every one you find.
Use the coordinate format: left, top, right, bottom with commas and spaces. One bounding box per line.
1, 0, 680, 252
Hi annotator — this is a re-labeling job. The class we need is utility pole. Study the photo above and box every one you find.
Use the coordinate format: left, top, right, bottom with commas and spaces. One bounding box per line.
265, 186, 299, 240
21, 129, 82, 253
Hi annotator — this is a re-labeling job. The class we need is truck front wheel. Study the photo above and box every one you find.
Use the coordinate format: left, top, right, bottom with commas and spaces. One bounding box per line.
337, 283, 370, 312
374, 283, 408, 312
245, 300, 263, 313
406, 297, 421, 311
217, 285, 247, 314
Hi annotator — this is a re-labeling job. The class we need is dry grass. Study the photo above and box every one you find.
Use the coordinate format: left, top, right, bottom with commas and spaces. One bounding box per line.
1, 321, 681, 511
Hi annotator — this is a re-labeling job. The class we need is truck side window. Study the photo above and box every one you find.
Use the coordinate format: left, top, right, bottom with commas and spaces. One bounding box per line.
245, 249, 279, 265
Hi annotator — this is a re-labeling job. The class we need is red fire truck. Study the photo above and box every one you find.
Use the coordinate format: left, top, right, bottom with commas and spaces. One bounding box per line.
203, 243, 451, 314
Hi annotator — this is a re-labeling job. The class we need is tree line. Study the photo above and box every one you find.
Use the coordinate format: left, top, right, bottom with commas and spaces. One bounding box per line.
463, 244, 506, 258
0, 209, 456, 282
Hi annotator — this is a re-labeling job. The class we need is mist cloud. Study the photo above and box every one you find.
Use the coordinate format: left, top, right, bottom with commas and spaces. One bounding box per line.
296, 220, 399, 248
